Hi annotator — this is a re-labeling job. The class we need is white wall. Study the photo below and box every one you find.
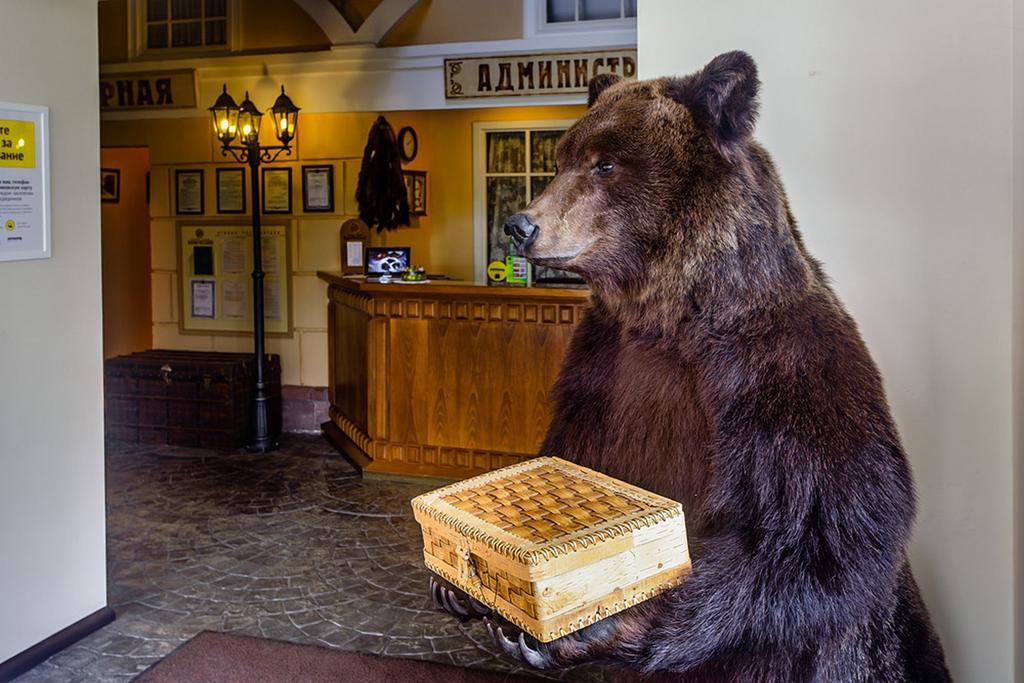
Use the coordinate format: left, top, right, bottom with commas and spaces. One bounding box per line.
639, 1, 1017, 680
1014, 0, 1024, 679
0, 1, 107, 662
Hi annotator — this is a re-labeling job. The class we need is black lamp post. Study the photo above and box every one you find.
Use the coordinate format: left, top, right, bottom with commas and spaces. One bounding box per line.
209, 84, 300, 453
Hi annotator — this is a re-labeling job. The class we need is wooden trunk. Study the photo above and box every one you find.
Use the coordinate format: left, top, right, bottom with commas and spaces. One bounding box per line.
412, 457, 690, 642
104, 349, 282, 450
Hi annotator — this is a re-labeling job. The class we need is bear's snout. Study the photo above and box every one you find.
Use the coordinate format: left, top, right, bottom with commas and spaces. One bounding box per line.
503, 213, 538, 251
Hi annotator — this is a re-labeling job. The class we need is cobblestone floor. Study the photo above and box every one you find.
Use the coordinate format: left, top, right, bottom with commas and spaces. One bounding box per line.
15, 435, 611, 682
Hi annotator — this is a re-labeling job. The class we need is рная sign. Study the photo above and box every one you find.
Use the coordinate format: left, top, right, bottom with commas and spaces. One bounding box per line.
99, 70, 197, 111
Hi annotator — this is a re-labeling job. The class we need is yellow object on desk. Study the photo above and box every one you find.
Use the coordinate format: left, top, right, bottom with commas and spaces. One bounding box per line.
411, 457, 690, 643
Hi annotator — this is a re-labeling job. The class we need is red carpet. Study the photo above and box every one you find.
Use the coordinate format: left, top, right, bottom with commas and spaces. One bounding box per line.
135, 631, 542, 682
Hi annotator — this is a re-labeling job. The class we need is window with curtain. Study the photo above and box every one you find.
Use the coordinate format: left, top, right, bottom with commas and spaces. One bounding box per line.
144, 0, 228, 51
481, 126, 583, 285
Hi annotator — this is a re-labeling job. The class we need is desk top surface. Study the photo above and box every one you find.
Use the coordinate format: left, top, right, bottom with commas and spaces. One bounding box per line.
317, 272, 591, 301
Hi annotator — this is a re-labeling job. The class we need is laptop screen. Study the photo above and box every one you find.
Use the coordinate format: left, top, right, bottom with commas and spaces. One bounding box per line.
365, 247, 411, 276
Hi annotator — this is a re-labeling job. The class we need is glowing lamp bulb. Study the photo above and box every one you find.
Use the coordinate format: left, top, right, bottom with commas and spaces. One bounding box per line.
279, 116, 287, 130
220, 119, 229, 131
242, 124, 252, 135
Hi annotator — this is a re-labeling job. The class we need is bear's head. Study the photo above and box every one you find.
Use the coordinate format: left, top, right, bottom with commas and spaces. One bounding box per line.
505, 51, 804, 320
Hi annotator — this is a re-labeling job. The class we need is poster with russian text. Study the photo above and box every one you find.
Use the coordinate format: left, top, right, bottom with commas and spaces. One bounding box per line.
0, 103, 49, 262
178, 223, 291, 335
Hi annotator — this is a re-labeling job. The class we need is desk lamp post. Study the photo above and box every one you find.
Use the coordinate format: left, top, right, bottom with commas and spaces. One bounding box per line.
209, 84, 299, 453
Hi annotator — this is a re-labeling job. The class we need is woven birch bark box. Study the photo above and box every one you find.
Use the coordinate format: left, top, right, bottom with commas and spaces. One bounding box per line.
411, 457, 690, 643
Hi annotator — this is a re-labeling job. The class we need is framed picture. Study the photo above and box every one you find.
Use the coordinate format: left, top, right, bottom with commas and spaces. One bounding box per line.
100, 168, 120, 203
403, 170, 427, 215
0, 102, 51, 262
301, 165, 334, 212
175, 169, 204, 215
262, 167, 292, 214
216, 167, 246, 214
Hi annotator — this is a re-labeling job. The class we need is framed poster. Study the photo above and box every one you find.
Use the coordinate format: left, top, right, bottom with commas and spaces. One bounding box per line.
262, 167, 291, 214
403, 170, 427, 215
100, 168, 120, 202
301, 165, 334, 212
175, 169, 204, 214
177, 222, 292, 336
216, 167, 245, 214
0, 102, 50, 262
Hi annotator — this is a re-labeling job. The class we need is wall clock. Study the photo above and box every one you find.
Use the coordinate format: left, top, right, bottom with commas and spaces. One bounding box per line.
397, 126, 418, 163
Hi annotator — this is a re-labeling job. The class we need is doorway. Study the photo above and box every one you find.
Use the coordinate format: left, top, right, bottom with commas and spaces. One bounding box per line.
100, 146, 152, 359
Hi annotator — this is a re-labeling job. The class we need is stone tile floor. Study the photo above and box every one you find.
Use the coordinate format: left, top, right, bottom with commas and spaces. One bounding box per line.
15, 435, 611, 682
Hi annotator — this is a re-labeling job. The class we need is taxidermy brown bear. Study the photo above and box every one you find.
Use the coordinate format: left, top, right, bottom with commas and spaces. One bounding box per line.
433, 51, 951, 682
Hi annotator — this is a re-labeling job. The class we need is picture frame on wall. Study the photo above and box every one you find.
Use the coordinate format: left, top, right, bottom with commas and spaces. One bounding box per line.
100, 168, 120, 203
216, 167, 246, 214
301, 164, 334, 213
403, 170, 427, 215
175, 169, 204, 215
262, 167, 292, 214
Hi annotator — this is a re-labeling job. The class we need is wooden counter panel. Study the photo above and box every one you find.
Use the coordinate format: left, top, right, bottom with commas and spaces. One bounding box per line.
387, 319, 571, 455
319, 273, 589, 479
329, 300, 370, 433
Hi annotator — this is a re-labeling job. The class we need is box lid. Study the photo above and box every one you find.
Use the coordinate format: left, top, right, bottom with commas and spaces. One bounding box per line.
411, 457, 684, 569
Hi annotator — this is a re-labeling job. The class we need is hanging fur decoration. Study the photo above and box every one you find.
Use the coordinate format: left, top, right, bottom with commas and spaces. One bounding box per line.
355, 115, 410, 232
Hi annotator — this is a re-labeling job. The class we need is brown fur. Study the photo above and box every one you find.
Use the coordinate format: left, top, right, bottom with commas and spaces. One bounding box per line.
482, 52, 952, 681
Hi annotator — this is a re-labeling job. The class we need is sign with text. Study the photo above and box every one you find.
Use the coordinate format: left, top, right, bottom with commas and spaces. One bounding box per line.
178, 223, 291, 336
100, 70, 197, 111
444, 50, 637, 99
0, 102, 50, 262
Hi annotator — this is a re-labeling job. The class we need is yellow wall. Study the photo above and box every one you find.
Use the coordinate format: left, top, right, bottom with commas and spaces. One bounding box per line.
238, 0, 329, 53
382, 0, 524, 46
100, 103, 584, 386
98, 0, 128, 63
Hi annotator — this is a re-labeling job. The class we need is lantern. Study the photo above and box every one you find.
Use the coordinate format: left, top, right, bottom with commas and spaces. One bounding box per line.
236, 91, 263, 146
208, 84, 238, 145
270, 86, 300, 146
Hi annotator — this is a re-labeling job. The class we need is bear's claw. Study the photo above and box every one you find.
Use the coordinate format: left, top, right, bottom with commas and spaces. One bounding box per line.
429, 575, 491, 621
485, 617, 557, 670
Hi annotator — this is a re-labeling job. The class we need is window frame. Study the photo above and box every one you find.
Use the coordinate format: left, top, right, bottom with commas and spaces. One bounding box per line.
472, 119, 578, 284
128, 0, 240, 59
524, 0, 638, 37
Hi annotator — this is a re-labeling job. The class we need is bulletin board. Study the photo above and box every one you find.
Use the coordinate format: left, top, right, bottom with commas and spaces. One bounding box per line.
177, 223, 292, 336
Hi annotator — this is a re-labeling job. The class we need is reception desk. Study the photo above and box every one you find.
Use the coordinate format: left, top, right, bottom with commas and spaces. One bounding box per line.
317, 273, 590, 480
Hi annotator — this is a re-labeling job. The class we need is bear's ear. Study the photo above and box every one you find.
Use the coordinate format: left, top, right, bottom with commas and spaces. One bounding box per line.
666, 51, 760, 162
588, 73, 621, 107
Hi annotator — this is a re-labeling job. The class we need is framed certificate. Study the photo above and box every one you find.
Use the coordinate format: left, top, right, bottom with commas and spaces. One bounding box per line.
175, 169, 204, 215
216, 167, 245, 214
302, 164, 334, 213
262, 167, 291, 214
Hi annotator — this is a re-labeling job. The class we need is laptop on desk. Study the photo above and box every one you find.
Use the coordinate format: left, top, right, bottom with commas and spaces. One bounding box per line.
363, 246, 451, 281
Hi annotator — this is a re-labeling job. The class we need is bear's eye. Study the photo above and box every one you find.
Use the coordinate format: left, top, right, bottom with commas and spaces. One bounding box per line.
593, 160, 615, 176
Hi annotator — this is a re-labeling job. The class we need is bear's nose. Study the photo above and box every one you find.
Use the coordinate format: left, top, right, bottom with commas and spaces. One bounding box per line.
503, 213, 538, 250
